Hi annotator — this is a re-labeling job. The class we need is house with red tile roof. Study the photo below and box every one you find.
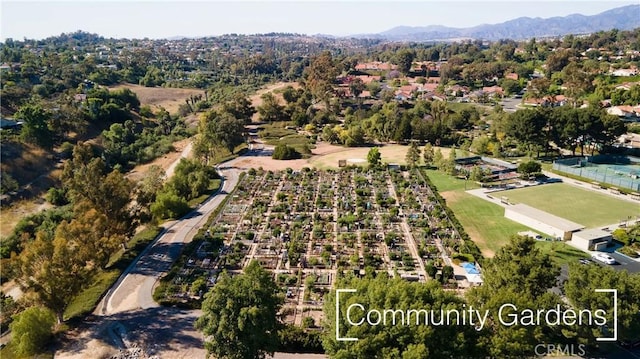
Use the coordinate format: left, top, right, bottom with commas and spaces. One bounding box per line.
611, 67, 638, 77
481, 86, 504, 96
615, 82, 640, 91
445, 84, 470, 97
355, 75, 381, 84
524, 95, 567, 107
421, 83, 439, 92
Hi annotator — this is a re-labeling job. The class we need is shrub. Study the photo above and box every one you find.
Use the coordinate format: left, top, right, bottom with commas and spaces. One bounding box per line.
425, 263, 437, 278
452, 252, 475, 263
277, 324, 323, 353
139, 105, 154, 118
302, 316, 315, 328
46, 187, 69, 206
618, 246, 639, 258
151, 191, 190, 219
517, 160, 542, 179
10, 306, 56, 357
190, 277, 208, 296
272, 144, 300, 160
0, 173, 19, 194
441, 265, 454, 282
59, 141, 74, 159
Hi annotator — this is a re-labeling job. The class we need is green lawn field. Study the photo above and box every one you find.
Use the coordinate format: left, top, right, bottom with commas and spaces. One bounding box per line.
425, 170, 528, 256
425, 170, 601, 261
494, 183, 638, 227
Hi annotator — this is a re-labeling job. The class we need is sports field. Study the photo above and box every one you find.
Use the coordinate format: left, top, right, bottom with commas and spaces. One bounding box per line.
425, 170, 600, 261
494, 183, 638, 227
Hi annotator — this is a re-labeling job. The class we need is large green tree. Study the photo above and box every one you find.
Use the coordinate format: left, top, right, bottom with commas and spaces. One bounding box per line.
506, 109, 547, 157
517, 160, 542, 180
394, 48, 416, 75
405, 141, 421, 167
304, 51, 338, 110
257, 93, 286, 123
15, 103, 54, 148
466, 236, 563, 357
196, 261, 282, 359
196, 110, 246, 163
367, 147, 381, 168
323, 274, 482, 358
564, 263, 640, 345
422, 143, 435, 167
61, 142, 134, 254
17, 231, 92, 323
211, 111, 246, 154
222, 94, 256, 125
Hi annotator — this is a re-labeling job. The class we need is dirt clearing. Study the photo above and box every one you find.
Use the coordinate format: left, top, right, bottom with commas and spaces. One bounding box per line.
126, 138, 192, 182
109, 84, 205, 115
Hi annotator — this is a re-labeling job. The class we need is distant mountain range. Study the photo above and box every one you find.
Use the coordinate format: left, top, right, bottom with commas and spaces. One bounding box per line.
355, 4, 640, 41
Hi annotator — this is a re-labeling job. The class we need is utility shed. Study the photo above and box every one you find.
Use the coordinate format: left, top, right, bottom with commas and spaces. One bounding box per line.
571, 228, 613, 251
504, 204, 584, 240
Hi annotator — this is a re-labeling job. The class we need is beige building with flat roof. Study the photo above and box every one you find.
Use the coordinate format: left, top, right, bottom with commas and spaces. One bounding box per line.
504, 204, 584, 240
571, 228, 613, 251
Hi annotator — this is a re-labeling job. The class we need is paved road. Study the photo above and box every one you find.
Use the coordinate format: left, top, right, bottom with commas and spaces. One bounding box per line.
97, 165, 241, 315
500, 96, 523, 113
593, 251, 640, 274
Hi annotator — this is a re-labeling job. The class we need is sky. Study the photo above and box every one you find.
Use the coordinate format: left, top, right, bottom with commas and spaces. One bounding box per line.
1, 1, 638, 41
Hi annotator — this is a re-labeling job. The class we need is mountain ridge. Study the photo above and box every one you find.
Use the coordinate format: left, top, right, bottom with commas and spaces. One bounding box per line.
355, 4, 640, 41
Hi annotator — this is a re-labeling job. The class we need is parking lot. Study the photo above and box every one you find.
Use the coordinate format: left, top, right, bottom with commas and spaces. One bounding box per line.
601, 251, 640, 274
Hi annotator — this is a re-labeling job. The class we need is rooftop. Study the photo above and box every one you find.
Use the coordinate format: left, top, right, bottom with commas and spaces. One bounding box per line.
507, 204, 585, 232
573, 228, 612, 241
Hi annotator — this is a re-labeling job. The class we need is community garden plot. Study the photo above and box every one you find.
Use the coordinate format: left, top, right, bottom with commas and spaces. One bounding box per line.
166, 167, 472, 323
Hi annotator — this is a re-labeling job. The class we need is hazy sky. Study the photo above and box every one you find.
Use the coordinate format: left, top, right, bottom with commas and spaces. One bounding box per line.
1, 1, 638, 41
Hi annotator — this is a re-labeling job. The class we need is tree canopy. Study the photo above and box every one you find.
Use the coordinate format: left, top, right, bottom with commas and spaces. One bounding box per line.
9, 306, 56, 356
323, 274, 482, 358
466, 236, 563, 357
196, 261, 283, 359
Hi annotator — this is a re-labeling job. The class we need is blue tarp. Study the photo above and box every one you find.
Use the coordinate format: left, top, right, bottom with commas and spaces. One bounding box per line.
461, 262, 480, 275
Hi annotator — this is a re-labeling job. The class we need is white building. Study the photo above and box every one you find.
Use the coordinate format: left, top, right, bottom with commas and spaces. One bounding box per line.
611, 68, 639, 77
504, 204, 584, 240
571, 228, 613, 251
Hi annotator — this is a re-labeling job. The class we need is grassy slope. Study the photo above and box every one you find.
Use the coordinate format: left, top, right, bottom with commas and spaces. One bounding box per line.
425, 170, 528, 256
258, 123, 315, 155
